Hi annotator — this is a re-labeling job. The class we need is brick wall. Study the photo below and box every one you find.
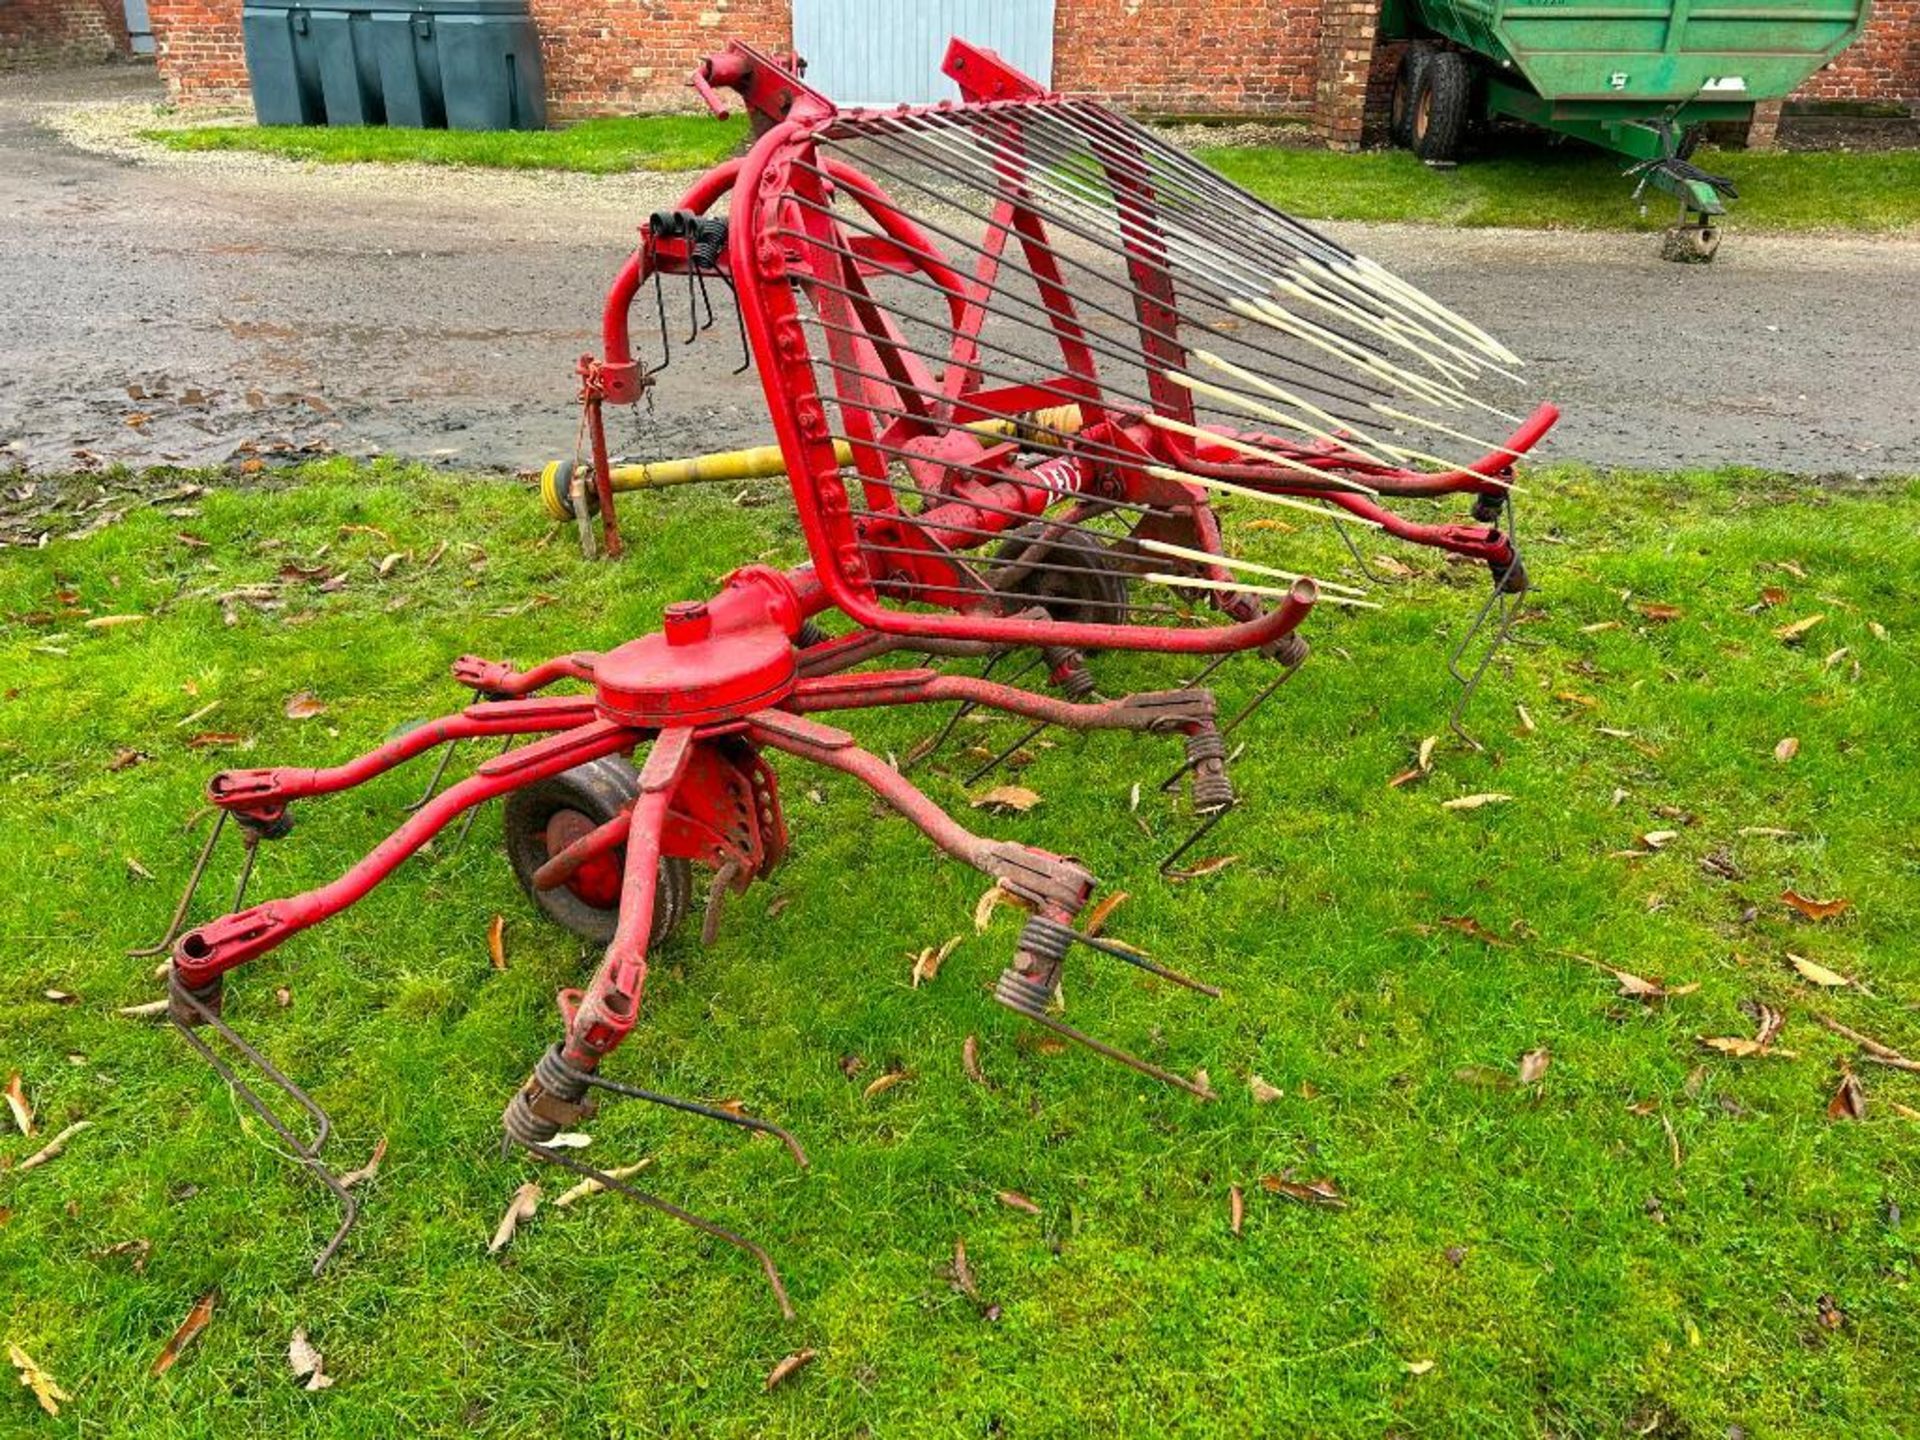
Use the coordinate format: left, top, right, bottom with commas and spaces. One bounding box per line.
0, 0, 129, 69
148, 0, 1917, 120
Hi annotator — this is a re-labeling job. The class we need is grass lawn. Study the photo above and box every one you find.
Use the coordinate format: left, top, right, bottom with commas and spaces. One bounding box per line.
2, 462, 1918, 1436
1200, 138, 1920, 234
142, 114, 750, 174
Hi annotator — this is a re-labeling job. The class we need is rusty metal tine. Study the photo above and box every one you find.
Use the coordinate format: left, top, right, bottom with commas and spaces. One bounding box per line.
961, 718, 1050, 787
1219, 656, 1306, 737
230, 831, 260, 913
904, 649, 1004, 773
1009, 1006, 1215, 1101
1158, 800, 1236, 876
1446, 583, 1518, 751
1069, 929, 1221, 998
168, 985, 359, 1275
129, 810, 228, 958
404, 739, 460, 813
450, 736, 514, 849
1332, 517, 1394, 586
514, 1138, 795, 1320
576, 1071, 809, 1170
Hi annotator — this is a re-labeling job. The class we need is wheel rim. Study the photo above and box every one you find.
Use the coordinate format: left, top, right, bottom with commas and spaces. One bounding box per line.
1414, 89, 1431, 143
544, 808, 624, 910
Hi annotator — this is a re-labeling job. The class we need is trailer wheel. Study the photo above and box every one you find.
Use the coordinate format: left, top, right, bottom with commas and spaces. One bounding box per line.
1411, 51, 1473, 164
1389, 45, 1432, 150
1660, 223, 1721, 264
503, 754, 692, 948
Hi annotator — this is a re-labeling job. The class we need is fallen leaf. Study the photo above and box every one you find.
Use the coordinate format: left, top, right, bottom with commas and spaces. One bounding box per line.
1580, 621, 1621, 634
1758, 585, 1788, 607
283, 692, 327, 720
8, 1344, 70, 1416
997, 1190, 1041, 1216
108, 748, 148, 772
947, 1237, 979, 1299
4, 1073, 32, 1137
1249, 1074, 1283, 1104
862, 1069, 908, 1101
1442, 793, 1511, 811
553, 1160, 653, 1208
1404, 1359, 1436, 1376
1191, 1068, 1214, 1099
1608, 967, 1699, 1003
1775, 614, 1826, 644
15, 1119, 91, 1172
337, 1137, 388, 1189
1638, 603, 1683, 622
84, 614, 146, 630
544, 1133, 592, 1149
1387, 766, 1423, 789
117, 1000, 169, 1018
970, 785, 1042, 813
1436, 914, 1508, 948
287, 1328, 335, 1391
911, 934, 963, 989
764, 1348, 816, 1393
1454, 1064, 1516, 1090
1817, 1295, 1844, 1330
487, 1182, 540, 1254
186, 731, 247, 750
1230, 1184, 1245, 1236
1892, 1101, 1920, 1121
94, 1238, 151, 1272
1782, 890, 1850, 922
274, 986, 292, 1009
1165, 854, 1240, 881
1261, 1174, 1347, 1209
974, 882, 1018, 932
487, 914, 507, 971
1083, 891, 1128, 937
151, 1290, 217, 1376
1740, 826, 1798, 839
1639, 830, 1679, 851
1827, 1070, 1866, 1121
42, 990, 76, 1005
1788, 954, 1855, 989
375, 551, 405, 578
962, 1035, 987, 1087
1774, 736, 1800, 763
1518, 1048, 1550, 1085
1515, 703, 1535, 735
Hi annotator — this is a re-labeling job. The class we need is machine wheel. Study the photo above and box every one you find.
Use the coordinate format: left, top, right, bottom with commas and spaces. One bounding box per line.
503, 754, 692, 947
1388, 45, 1432, 150
989, 522, 1131, 627
1660, 224, 1721, 264
1411, 50, 1473, 164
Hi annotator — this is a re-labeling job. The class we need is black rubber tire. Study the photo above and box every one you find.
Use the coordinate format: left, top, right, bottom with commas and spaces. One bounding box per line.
1660, 224, 1721, 264
503, 754, 692, 948
1411, 50, 1473, 164
1388, 45, 1432, 150
989, 522, 1130, 627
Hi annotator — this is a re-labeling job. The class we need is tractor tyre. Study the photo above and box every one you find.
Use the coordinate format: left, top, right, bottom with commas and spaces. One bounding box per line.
1660, 224, 1721, 264
503, 754, 692, 948
1411, 50, 1473, 165
989, 522, 1131, 628
1389, 45, 1432, 150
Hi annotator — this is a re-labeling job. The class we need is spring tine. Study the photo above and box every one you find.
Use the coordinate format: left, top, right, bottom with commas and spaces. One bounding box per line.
576, 1070, 809, 1169
230, 830, 261, 913
718, 271, 753, 376
129, 810, 228, 957
962, 718, 1050, 787
695, 266, 716, 334
1008, 1004, 1215, 1101
168, 984, 359, 1275
513, 1138, 796, 1320
1069, 928, 1221, 997
449, 736, 514, 849
904, 649, 1004, 772
648, 266, 671, 378
1332, 516, 1395, 585
1220, 655, 1306, 738
1446, 582, 1519, 752
1178, 653, 1234, 693
1158, 799, 1236, 876
404, 738, 460, 813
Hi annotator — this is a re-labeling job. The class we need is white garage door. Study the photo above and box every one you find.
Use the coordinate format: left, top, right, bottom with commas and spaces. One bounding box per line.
791, 0, 1056, 107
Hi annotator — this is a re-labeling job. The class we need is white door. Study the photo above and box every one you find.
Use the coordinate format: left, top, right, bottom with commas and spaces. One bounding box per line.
791, 0, 1056, 107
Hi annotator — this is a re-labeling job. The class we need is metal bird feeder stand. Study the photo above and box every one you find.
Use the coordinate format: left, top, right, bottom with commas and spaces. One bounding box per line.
154, 39, 1556, 1313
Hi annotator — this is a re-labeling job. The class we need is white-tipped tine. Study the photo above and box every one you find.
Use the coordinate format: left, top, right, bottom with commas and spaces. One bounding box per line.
1369, 403, 1533, 461
1145, 465, 1384, 529
1135, 536, 1371, 597
1142, 409, 1383, 497
1187, 349, 1394, 461
1244, 298, 1468, 411
1146, 572, 1384, 611
1351, 256, 1523, 367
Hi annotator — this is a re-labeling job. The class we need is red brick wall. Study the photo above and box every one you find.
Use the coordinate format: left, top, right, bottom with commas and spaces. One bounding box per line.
148, 0, 247, 98
1051, 0, 1320, 114
0, 0, 128, 69
1795, 0, 1919, 103
148, 0, 1917, 117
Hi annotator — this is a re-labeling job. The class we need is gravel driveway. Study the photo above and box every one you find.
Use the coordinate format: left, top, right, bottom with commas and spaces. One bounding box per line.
4, 65, 1917, 487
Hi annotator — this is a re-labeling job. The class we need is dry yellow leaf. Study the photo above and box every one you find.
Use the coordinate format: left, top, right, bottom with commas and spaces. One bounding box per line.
4, 1073, 32, 1137
1442, 793, 1511, 811
970, 785, 1042, 813
1249, 1074, 1284, 1104
487, 1182, 540, 1254
1774, 736, 1800, 763
1788, 954, 1854, 988
8, 1344, 70, 1416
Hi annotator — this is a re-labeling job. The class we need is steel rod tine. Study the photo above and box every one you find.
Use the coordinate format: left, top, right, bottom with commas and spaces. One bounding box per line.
449, 736, 514, 849
404, 738, 460, 813
1220, 658, 1305, 737
129, 810, 228, 957
231, 831, 260, 912
1069, 928, 1221, 998
647, 266, 672, 378
1007, 1005, 1215, 1101
718, 271, 753, 375
514, 1138, 795, 1320
577, 1071, 809, 1170
1332, 517, 1394, 585
1159, 800, 1235, 876
168, 985, 359, 1275
961, 718, 1050, 787
904, 649, 1004, 773
695, 267, 716, 334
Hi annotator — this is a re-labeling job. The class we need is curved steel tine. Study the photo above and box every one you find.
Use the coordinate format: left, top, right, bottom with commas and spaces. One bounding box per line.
449, 736, 515, 849
578, 1071, 809, 1170
647, 266, 672, 378
963, 718, 1049, 787
904, 649, 1010, 773
1158, 799, 1236, 876
230, 831, 260, 913
404, 738, 460, 813
718, 272, 753, 375
1333, 516, 1395, 585
129, 811, 228, 957
168, 985, 359, 1275
515, 1138, 795, 1320
1069, 928, 1220, 998
1446, 494, 1524, 750
1005, 1004, 1215, 1101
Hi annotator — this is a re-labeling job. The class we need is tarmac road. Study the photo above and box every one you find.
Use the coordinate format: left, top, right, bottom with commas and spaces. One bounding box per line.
3, 64, 1917, 482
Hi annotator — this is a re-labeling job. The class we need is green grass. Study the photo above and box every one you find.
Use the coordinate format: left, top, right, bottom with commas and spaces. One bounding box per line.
1199, 139, 1920, 233
3, 462, 1919, 1436
142, 114, 750, 174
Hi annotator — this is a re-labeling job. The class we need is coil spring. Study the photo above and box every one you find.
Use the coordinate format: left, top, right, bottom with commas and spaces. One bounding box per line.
689, 216, 729, 272
1184, 725, 1236, 814
1041, 645, 1097, 702
1264, 633, 1310, 671
502, 1044, 592, 1146
795, 618, 829, 649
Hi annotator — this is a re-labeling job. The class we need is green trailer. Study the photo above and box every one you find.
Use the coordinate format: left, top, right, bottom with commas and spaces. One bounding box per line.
1378, 0, 1872, 258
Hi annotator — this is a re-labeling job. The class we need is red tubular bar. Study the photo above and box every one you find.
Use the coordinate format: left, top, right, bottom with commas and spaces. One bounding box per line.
205, 696, 599, 813
174, 720, 636, 986
452, 653, 600, 697
788, 670, 1211, 733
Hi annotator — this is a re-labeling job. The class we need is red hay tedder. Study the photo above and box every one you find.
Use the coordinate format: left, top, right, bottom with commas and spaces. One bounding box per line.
145, 39, 1557, 1315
